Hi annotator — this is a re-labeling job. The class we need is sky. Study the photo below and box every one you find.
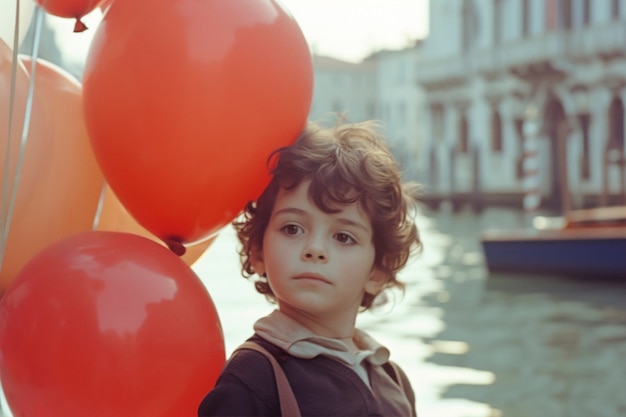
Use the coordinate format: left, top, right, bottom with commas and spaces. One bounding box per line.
42, 0, 429, 66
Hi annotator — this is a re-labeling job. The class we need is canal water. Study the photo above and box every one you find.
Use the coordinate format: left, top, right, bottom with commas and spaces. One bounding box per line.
197, 205, 626, 417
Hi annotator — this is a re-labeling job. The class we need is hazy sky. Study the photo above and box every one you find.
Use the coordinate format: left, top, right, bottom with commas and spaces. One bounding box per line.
43, 0, 429, 65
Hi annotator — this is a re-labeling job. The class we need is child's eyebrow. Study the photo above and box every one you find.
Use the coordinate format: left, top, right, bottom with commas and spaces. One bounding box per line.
273, 207, 306, 217
336, 218, 371, 234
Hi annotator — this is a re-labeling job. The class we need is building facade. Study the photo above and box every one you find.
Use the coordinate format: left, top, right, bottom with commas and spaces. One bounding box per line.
375, 44, 425, 180
416, 0, 626, 212
309, 55, 378, 125
310, 43, 424, 181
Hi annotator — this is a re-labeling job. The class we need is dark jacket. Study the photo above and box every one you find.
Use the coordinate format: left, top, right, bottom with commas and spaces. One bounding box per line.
198, 334, 416, 417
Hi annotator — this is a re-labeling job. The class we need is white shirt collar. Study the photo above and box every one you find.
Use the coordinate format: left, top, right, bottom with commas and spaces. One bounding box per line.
253, 309, 390, 367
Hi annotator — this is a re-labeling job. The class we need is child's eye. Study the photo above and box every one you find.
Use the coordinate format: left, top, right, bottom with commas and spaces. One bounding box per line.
335, 232, 356, 244
281, 224, 303, 235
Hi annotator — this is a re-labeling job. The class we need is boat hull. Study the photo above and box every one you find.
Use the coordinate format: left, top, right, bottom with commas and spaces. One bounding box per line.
481, 228, 626, 279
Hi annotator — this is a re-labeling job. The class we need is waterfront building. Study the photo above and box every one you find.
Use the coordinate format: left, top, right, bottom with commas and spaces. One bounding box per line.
309, 55, 378, 124
375, 43, 425, 180
416, 0, 626, 212
310, 42, 425, 181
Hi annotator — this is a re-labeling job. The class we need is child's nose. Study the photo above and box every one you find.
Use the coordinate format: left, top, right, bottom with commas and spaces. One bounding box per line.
302, 239, 327, 262
303, 250, 326, 261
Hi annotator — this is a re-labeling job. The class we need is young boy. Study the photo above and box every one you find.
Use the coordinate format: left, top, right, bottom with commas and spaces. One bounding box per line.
198, 120, 421, 416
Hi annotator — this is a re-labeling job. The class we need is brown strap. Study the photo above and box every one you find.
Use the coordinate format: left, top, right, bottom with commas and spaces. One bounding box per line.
388, 361, 405, 392
236, 341, 301, 417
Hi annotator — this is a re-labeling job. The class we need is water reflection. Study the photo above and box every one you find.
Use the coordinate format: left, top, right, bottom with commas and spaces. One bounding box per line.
411, 206, 626, 417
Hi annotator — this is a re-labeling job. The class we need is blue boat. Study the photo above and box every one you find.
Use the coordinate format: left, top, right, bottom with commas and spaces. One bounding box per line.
481, 206, 626, 280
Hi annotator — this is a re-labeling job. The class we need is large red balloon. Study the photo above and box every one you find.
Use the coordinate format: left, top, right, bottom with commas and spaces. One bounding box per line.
0, 232, 225, 417
83, 0, 313, 248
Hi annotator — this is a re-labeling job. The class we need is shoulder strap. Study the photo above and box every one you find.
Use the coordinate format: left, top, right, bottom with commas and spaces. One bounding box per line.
235, 341, 301, 417
384, 361, 417, 417
385, 361, 405, 392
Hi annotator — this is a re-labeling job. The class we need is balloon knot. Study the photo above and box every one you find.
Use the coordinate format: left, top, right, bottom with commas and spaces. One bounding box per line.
74, 19, 88, 33
165, 239, 186, 257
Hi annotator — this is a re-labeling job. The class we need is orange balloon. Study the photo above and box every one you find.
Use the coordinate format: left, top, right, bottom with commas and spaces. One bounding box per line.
0, 43, 48, 211
96, 185, 215, 265
0, 231, 225, 417
0, 46, 104, 293
83, 0, 313, 248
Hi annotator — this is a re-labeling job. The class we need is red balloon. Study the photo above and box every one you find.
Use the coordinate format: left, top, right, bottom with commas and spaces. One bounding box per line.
0, 232, 225, 417
83, 0, 313, 248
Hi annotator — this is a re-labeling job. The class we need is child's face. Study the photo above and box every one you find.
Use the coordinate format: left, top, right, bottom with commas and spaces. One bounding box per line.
252, 180, 384, 325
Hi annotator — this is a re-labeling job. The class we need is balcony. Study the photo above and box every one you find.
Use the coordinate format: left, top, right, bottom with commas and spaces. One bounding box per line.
565, 21, 626, 60
501, 33, 567, 68
416, 55, 473, 90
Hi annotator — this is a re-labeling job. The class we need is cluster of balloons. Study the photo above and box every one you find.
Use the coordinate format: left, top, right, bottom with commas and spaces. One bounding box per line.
0, 0, 313, 416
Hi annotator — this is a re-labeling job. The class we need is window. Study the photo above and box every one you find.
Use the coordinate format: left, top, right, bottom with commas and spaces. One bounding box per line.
462, 0, 478, 50
514, 118, 525, 179
608, 97, 625, 149
522, 0, 530, 36
458, 113, 469, 153
432, 104, 445, 141
546, 0, 558, 31
493, 0, 502, 43
582, 0, 591, 25
612, 0, 621, 19
490, 110, 503, 152
578, 114, 591, 180
559, 0, 572, 29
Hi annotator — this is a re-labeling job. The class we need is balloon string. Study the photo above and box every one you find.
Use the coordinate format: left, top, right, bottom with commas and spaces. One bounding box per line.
92, 181, 108, 230
0, 0, 22, 264
0, 6, 45, 272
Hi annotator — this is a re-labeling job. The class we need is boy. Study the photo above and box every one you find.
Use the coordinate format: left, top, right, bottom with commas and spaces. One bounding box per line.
198, 120, 421, 416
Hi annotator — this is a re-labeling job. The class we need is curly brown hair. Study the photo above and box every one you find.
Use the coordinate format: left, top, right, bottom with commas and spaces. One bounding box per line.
232, 119, 422, 310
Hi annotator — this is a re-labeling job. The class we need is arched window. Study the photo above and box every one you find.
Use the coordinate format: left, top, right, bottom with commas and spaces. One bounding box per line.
458, 113, 469, 153
490, 110, 503, 152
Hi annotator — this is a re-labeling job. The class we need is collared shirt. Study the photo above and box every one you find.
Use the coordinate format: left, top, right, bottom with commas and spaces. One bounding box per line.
254, 309, 390, 387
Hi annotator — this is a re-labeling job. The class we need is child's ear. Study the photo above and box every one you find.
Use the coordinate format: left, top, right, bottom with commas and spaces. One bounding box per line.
365, 267, 387, 295
250, 246, 266, 277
